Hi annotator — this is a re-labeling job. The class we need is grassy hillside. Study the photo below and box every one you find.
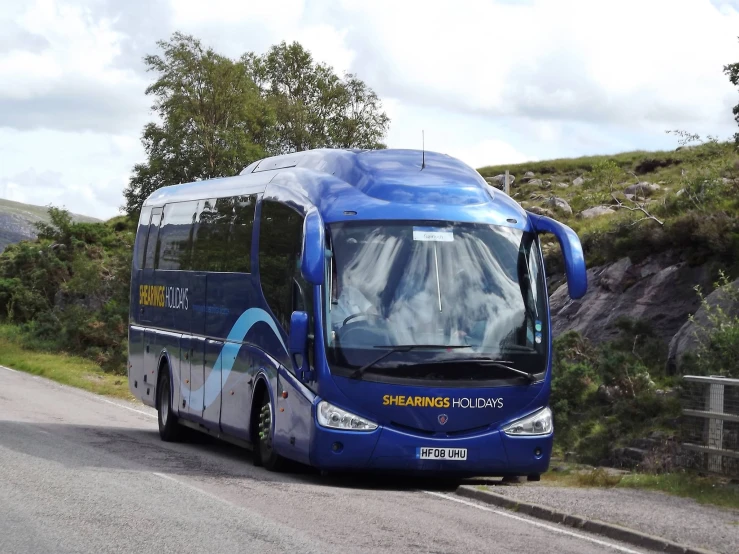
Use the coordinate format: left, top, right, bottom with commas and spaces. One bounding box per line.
0, 198, 100, 223
477, 136, 739, 274
0, 198, 100, 252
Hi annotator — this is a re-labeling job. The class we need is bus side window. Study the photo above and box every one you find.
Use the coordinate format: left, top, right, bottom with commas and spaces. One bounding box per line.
258, 200, 305, 332
191, 198, 223, 272
224, 195, 256, 273
133, 206, 152, 270
144, 208, 162, 269
156, 201, 198, 270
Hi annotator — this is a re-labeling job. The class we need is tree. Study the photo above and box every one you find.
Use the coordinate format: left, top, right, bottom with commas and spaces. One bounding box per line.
724, 51, 739, 144
124, 34, 391, 217
123, 33, 274, 216
243, 41, 390, 154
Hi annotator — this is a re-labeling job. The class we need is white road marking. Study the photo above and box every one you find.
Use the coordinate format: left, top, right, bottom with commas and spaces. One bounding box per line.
96, 396, 157, 419
0, 363, 155, 419
153, 472, 244, 510
423, 491, 644, 554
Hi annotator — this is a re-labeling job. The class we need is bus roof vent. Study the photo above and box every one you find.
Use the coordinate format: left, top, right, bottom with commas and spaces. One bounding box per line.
252, 152, 304, 173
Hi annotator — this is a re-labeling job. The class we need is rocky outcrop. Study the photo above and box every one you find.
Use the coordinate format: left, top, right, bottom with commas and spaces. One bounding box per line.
546, 196, 572, 215
485, 174, 515, 188
573, 176, 584, 186
579, 206, 615, 219
549, 252, 715, 345
667, 277, 739, 374
528, 206, 555, 218
624, 182, 660, 197
522, 171, 535, 182
0, 213, 37, 252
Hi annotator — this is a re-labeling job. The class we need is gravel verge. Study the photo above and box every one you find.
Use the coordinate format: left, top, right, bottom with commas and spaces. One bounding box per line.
457, 484, 738, 554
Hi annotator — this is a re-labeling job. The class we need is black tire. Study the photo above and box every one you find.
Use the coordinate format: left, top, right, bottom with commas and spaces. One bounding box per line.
157, 369, 184, 442
255, 389, 286, 471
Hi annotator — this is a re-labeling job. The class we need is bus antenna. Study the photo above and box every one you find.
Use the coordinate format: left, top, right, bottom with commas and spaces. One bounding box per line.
421, 130, 425, 170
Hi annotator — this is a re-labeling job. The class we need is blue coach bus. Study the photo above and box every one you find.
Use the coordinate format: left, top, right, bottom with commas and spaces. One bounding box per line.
128, 148, 587, 478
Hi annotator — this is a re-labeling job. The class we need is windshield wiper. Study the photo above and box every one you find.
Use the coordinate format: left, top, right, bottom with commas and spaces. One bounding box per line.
349, 344, 471, 380
424, 357, 536, 383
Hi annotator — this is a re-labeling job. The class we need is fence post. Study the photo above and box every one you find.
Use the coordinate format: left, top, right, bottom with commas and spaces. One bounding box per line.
706, 379, 725, 472
504, 170, 510, 195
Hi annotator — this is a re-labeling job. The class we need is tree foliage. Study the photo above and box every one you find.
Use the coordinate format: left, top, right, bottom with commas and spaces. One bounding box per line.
244, 41, 390, 154
123, 34, 390, 216
724, 51, 739, 144
123, 33, 274, 216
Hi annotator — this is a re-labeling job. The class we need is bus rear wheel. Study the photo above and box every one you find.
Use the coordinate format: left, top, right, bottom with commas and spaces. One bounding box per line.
157, 369, 184, 442
256, 390, 285, 471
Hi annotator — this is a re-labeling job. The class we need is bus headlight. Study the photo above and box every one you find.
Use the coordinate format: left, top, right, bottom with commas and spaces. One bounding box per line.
503, 407, 553, 436
317, 401, 378, 431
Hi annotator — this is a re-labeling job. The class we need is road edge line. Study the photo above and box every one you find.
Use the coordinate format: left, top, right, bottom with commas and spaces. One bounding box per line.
455, 485, 718, 554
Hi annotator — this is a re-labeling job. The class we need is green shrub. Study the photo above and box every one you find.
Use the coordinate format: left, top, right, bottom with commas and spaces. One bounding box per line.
551, 326, 681, 463
682, 272, 739, 378
0, 207, 134, 374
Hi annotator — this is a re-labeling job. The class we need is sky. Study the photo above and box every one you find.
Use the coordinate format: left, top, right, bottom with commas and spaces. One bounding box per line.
1, 0, 739, 220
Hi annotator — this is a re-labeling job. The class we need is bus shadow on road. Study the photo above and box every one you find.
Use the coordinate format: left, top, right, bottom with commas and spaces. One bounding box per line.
0, 420, 506, 492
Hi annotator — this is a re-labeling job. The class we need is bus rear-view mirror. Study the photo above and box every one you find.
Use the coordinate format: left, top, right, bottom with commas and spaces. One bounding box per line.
289, 310, 310, 379
301, 210, 325, 285
527, 212, 588, 300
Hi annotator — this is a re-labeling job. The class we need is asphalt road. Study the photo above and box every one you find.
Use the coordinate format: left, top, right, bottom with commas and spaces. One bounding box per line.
0, 367, 653, 554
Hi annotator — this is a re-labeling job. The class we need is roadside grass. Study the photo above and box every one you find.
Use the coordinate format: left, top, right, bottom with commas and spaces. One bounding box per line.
537, 465, 739, 510
617, 472, 739, 511
0, 324, 132, 400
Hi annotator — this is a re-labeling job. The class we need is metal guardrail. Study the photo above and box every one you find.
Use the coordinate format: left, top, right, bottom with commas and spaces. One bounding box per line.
680, 375, 739, 477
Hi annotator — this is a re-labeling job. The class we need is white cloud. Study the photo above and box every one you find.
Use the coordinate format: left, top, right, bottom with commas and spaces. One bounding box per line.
332, 0, 739, 131
447, 139, 530, 170
1, 0, 739, 219
0, 0, 149, 133
0, 127, 143, 219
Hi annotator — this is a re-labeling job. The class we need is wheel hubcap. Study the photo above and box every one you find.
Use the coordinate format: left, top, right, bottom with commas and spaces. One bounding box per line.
259, 402, 272, 450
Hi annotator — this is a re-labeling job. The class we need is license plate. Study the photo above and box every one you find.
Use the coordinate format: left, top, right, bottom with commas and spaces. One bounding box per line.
416, 447, 467, 460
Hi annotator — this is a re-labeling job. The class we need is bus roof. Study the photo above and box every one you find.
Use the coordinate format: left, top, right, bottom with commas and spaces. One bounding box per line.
143, 148, 529, 229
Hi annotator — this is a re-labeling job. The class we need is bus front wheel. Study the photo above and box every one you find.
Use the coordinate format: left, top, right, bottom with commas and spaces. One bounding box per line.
157, 369, 184, 442
256, 390, 286, 471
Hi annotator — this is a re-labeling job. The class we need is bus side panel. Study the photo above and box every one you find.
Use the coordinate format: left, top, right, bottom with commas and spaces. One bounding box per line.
156, 330, 181, 413
273, 369, 313, 465
204, 272, 259, 435
220, 345, 257, 441
186, 335, 206, 419
142, 328, 158, 407
202, 339, 223, 429
156, 270, 192, 334
178, 335, 192, 415
185, 274, 207, 419
128, 325, 145, 399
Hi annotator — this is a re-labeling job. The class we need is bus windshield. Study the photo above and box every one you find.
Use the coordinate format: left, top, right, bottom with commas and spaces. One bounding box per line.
323, 220, 549, 384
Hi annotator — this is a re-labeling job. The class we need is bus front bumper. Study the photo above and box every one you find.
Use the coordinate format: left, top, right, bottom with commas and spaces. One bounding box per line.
309, 423, 553, 476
